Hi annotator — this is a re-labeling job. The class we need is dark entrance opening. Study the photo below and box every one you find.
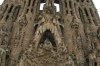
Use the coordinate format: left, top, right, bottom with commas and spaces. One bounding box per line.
39, 30, 57, 50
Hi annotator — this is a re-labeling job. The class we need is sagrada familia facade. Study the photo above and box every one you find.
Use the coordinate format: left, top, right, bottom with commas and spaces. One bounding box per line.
0, 0, 100, 66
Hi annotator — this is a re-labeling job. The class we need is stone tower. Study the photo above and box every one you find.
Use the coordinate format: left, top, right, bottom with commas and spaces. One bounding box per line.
0, 0, 100, 66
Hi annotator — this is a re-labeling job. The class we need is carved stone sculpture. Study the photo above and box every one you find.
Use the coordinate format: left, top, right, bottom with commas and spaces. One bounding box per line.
0, 0, 100, 66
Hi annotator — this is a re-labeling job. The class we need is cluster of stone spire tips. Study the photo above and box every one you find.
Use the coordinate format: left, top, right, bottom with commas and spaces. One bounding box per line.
0, 0, 100, 66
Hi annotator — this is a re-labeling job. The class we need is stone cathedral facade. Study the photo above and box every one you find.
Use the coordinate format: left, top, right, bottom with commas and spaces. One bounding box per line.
0, 0, 100, 66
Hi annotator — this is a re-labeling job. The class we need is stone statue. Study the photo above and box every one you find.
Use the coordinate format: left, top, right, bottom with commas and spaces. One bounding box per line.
43, 39, 53, 51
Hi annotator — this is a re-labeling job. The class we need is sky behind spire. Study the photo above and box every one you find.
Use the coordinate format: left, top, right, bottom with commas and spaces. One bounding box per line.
93, 0, 100, 16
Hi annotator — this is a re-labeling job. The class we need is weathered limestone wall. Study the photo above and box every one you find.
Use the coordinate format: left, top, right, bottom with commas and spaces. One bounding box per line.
0, 0, 99, 66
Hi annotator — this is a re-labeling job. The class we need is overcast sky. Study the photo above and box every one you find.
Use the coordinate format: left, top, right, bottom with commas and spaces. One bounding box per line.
0, 0, 100, 16
93, 0, 100, 16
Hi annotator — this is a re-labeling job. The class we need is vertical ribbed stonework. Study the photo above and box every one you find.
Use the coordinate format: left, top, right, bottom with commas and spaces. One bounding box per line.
0, 0, 100, 66
60, 0, 100, 66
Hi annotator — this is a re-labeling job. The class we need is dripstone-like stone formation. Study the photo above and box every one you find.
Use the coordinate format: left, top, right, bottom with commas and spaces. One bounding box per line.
0, 0, 100, 66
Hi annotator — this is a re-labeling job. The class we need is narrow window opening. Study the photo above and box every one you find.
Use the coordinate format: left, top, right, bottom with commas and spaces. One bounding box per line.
25, 9, 29, 14
24, 1, 26, 6
94, 62, 97, 66
31, 9, 33, 13
86, 58, 89, 66
87, 0, 89, 2
77, 0, 79, 2
69, 1, 72, 9
13, 5, 21, 20
81, 0, 84, 2
71, 11, 73, 15
66, 10, 68, 14
32, 0, 35, 7
60, 25, 64, 35
5, 15, 9, 20
8, 4, 14, 13
84, 8, 89, 17
6, 54, 10, 64
6, 55, 9, 60
65, 1, 67, 8
79, 7, 85, 23
34, 24, 38, 33
89, 8, 94, 17
28, 0, 31, 6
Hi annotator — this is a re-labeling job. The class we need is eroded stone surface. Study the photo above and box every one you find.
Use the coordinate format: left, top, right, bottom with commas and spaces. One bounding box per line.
0, 0, 100, 66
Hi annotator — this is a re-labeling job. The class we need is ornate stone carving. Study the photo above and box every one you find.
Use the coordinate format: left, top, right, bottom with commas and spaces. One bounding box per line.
0, 47, 6, 66
0, 23, 9, 46
19, 15, 28, 27
71, 17, 80, 29
0, 0, 100, 66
